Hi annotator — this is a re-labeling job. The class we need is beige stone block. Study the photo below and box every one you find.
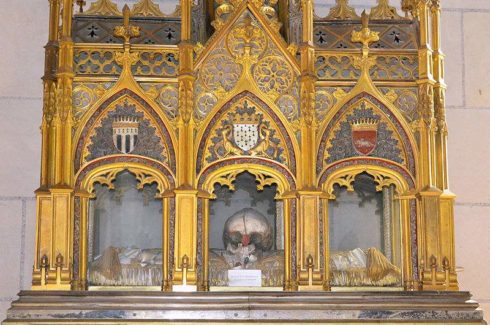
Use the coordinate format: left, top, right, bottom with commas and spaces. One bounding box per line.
0, 299, 15, 323
0, 98, 41, 197
479, 302, 490, 323
0, 200, 22, 297
455, 205, 490, 301
442, 11, 464, 107
0, 0, 47, 98
443, 0, 490, 10
463, 12, 490, 108
22, 199, 36, 290
446, 109, 490, 204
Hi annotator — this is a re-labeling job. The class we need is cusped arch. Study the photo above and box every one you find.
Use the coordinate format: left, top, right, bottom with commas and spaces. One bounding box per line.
316, 92, 418, 183
196, 91, 299, 175
198, 159, 296, 194
320, 161, 414, 197
73, 88, 177, 175
75, 156, 176, 191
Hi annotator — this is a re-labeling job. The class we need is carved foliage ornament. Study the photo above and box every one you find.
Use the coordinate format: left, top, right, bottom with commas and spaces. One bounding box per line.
327, 170, 399, 198
370, 0, 404, 20
212, 0, 281, 32
84, 0, 122, 15
226, 18, 268, 60
83, 0, 180, 17
325, 0, 360, 20
88, 168, 164, 194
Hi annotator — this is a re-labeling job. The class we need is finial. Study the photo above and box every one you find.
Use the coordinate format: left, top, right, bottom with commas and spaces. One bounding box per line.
114, 5, 141, 45
55, 253, 64, 267
40, 254, 49, 267
76, 0, 86, 13
123, 5, 130, 28
306, 254, 314, 268
442, 257, 450, 271
181, 255, 190, 268
351, 11, 379, 54
362, 10, 369, 28
430, 255, 437, 268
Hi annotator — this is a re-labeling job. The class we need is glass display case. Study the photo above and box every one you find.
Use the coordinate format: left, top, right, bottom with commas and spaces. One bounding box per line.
87, 171, 163, 287
329, 173, 402, 287
208, 172, 284, 288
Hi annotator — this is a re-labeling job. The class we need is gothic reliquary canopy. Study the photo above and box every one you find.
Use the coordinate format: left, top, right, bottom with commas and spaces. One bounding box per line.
5, 0, 485, 324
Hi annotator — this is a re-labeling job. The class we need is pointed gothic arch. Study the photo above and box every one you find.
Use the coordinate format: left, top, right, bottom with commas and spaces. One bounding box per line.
73, 88, 177, 175
316, 92, 418, 184
195, 91, 299, 175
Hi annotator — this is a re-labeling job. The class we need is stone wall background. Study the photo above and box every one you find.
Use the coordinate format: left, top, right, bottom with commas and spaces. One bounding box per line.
0, 0, 489, 321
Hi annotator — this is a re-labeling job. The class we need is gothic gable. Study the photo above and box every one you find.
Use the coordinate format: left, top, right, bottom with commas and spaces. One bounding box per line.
74, 89, 176, 175
196, 92, 297, 175
317, 93, 416, 178
193, 4, 301, 125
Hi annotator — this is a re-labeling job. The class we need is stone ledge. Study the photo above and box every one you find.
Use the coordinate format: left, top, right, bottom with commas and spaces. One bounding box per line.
2, 290, 486, 324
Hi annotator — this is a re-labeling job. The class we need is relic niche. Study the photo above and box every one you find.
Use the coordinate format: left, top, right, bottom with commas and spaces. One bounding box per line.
87, 170, 163, 287
208, 172, 284, 288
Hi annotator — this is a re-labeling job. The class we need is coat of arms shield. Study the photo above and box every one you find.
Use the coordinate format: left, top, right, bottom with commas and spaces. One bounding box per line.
112, 116, 139, 154
233, 123, 259, 151
351, 118, 379, 155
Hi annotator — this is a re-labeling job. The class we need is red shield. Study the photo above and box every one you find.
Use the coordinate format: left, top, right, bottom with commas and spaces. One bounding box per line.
352, 129, 377, 155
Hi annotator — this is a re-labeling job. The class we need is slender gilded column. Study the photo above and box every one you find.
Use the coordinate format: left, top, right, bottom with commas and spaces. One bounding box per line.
40, 0, 60, 188
414, 0, 449, 290
174, 0, 199, 288
36, 0, 59, 286
295, 0, 324, 290
431, 0, 458, 290
33, 0, 74, 290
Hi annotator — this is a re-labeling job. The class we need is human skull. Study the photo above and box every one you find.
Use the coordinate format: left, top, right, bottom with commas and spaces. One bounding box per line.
223, 208, 273, 251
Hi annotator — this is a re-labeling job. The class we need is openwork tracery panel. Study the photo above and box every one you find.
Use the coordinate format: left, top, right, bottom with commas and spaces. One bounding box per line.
74, 47, 179, 77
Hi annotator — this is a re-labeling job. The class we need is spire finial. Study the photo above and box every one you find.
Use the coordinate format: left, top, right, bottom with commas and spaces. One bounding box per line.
351, 10, 379, 55
114, 5, 141, 45
361, 10, 369, 29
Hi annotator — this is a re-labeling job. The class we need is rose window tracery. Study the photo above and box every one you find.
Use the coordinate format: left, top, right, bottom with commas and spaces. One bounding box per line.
201, 54, 242, 93
253, 56, 293, 97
